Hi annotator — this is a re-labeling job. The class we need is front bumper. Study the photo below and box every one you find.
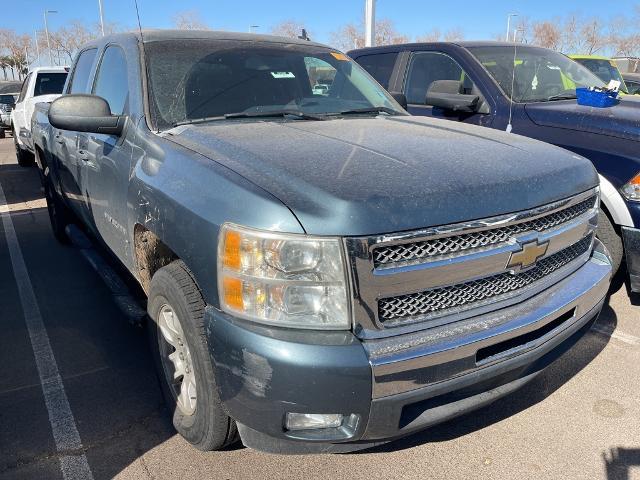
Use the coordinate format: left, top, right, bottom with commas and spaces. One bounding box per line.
206, 240, 612, 454
0, 113, 10, 128
622, 226, 640, 292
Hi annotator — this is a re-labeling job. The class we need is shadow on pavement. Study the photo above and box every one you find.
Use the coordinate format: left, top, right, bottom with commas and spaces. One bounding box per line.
603, 447, 640, 480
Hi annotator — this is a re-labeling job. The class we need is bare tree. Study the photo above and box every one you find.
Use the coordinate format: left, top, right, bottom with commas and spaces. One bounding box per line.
330, 18, 409, 51
532, 21, 562, 50
330, 23, 363, 51
416, 28, 441, 43
172, 10, 209, 30
270, 20, 307, 39
0, 30, 32, 79
50, 22, 96, 64
443, 27, 464, 42
580, 18, 606, 54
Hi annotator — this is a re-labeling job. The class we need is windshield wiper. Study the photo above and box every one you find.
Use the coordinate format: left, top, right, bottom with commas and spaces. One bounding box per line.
224, 110, 327, 121
174, 110, 326, 127
546, 93, 578, 101
332, 106, 404, 116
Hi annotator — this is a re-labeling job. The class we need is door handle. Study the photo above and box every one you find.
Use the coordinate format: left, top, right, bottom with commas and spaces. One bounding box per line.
78, 150, 89, 161
54, 133, 64, 144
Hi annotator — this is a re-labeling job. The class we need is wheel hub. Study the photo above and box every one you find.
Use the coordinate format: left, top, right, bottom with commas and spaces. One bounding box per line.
158, 305, 197, 416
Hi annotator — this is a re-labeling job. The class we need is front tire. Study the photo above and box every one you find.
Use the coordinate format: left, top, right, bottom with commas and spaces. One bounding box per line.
597, 210, 623, 274
42, 165, 71, 244
147, 260, 238, 451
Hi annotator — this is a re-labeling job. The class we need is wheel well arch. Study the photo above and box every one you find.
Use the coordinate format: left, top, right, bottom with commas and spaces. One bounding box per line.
133, 224, 179, 294
598, 174, 633, 229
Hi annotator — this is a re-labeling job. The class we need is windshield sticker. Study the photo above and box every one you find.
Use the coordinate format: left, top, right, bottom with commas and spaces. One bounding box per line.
270, 71, 295, 78
331, 52, 349, 61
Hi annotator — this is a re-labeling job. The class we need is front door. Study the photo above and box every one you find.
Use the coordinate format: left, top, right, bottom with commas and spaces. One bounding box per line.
403, 51, 492, 127
83, 44, 132, 262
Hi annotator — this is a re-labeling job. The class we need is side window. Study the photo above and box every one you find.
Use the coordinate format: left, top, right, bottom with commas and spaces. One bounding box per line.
93, 45, 129, 115
405, 52, 471, 104
355, 52, 398, 89
69, 49, 98, 94
17, 74, 31, 103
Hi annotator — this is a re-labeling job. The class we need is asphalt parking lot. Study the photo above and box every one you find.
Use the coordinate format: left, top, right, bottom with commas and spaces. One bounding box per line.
1, 136, 640, 480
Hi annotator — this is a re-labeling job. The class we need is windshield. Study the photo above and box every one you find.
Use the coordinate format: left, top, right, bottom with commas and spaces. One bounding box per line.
572, 58, 628, 93
145, 40, 403, 130
468, 46, 605, 102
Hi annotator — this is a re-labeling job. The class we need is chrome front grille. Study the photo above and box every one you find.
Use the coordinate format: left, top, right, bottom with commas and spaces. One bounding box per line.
373, 195, 596, 268
344, 188, 599, 334
378, 234, 593, 325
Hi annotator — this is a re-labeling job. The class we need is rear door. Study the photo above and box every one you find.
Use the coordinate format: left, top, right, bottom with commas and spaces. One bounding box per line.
83, 44, 132, 260
55, 48, 98, 221
12, 73, 32, 140
402, 50, 492, 126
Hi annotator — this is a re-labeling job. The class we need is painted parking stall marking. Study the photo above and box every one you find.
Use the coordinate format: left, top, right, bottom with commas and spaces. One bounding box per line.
0, 179, 94, 479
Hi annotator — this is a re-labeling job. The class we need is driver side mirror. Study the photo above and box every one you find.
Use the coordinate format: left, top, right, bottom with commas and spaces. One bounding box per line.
49, 94, 126, 136
425, 80, 479, 113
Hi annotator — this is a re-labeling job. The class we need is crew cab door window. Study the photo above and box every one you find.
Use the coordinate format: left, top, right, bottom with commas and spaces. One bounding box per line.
355, 52, 398, 89
68, 48, 98, 94
93, 45, 129, 114
405, 51, 472, 104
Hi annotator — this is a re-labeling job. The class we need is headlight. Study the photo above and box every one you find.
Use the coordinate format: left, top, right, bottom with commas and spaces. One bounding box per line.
620, 173, 640, 202
217, 223, 350, 330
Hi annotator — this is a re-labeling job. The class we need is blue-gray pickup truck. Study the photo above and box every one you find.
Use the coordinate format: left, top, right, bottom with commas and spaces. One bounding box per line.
31, 30, 612, 454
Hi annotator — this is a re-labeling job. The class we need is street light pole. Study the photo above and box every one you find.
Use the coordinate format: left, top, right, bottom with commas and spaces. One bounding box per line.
44, 10, 57, 66
364, 0, 376, 47
506, 13, 518, 42
98, 0, 105, 36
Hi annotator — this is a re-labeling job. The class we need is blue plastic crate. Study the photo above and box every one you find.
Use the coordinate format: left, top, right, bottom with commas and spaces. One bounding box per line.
576, 87, 619, 108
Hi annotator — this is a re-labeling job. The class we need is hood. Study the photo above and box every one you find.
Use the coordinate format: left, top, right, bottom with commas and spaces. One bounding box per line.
525, 97, 640, 142
166, 116, 598, 236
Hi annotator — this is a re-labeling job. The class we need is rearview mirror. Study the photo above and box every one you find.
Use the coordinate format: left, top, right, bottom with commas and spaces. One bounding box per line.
425, 80, 479, 113
49, 94, 125, 135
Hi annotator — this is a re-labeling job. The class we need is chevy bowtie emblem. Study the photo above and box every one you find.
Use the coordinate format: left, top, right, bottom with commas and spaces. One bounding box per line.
507, 239, 550, 269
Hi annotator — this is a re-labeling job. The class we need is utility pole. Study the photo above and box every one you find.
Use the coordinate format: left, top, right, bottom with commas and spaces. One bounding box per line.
98, 0, 105, 36
506, 13, 518, 42
44, 10, 57, 66
365, 0, 376, 47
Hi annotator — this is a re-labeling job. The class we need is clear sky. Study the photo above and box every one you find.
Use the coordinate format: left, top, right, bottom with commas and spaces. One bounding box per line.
11, 0, 640, 46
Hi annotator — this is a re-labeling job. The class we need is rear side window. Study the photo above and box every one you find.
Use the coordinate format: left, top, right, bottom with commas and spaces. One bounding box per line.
93, 45, 129, 115
33, 73, 68, 96
69, 49, 98, 94
405, 52, 466, 104
355, 52, 398, 89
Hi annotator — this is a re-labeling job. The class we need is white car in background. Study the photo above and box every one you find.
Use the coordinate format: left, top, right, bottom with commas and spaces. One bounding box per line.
11, 66, 68, 166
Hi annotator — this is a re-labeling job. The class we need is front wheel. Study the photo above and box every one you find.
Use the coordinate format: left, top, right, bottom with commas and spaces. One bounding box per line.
596, 210, 623, 275
147, 260, 238, 451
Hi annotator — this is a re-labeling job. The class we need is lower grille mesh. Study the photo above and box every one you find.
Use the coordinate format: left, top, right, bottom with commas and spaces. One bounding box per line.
378, 235, 593, 325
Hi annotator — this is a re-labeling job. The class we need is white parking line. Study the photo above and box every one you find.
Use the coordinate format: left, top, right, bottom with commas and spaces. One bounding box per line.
592, 325, 640, 346
0, 180, 94, 479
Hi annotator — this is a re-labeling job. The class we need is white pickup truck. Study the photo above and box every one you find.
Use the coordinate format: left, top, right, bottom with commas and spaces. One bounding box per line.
11, 66, 68, 166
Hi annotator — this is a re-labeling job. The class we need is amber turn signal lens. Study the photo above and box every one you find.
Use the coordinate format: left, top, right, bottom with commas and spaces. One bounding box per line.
223, 277, 243, 310
223, 230, 242, 270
